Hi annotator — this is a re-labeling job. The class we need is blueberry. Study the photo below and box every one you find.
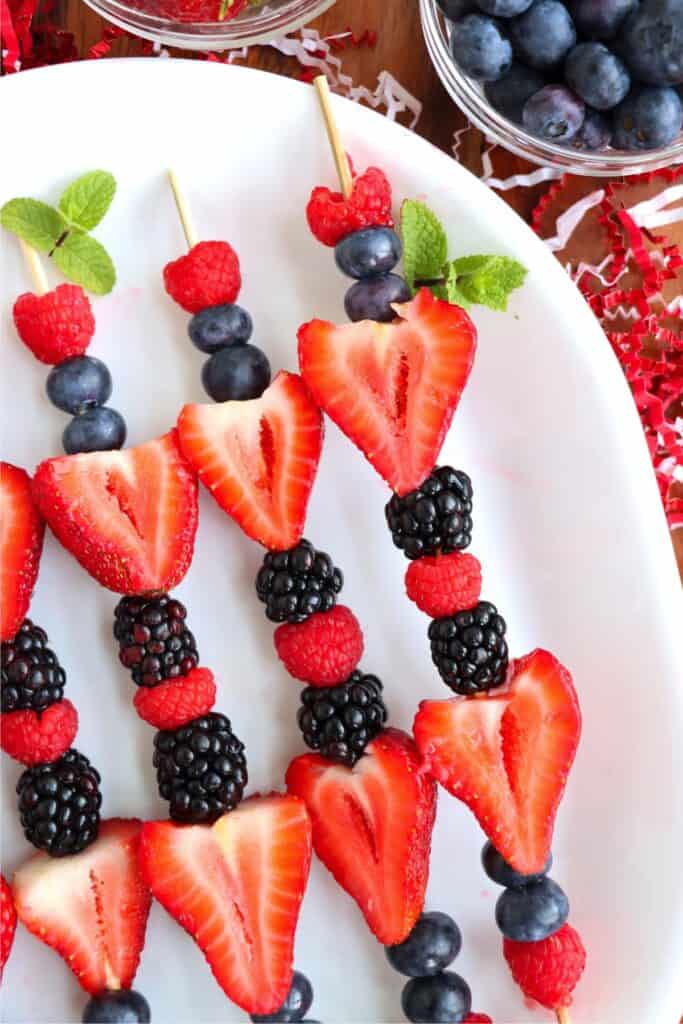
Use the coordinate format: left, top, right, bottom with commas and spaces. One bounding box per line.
612, 85, 683, 147
46, 356, 112, 414
482, 842, 553, 886
565, 42, 630, 109
344, 273, 411, 323
188, 304, 253, 354
475, 0, 534, 15
509, 0, 577, 69
62, 407, 127, 455
401, 972, 472, 1024
617, 0, 683, 85
386, 912, 462, 977
484, 63, 546, 120
569, 0, 637, 38
437, 0, 475, 19
495, 877, 569, 941
250, 971, 313, 1022
450, 13, 513, 80
569, 106, 614, 147
201, 343, 271, 402
335, 227, 402, 280
82, 989, 150, 1023
523, 84, 585, 139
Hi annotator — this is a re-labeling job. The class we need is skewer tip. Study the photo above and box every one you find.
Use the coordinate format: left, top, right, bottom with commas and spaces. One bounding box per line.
556, 1007, 571, 1024
312, 75, 353, 200
166, 168, 199, 251
18, 239, 49, 297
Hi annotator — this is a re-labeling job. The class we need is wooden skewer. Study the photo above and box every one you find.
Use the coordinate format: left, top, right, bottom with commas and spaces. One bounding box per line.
556, 1007, 571, 1024
313, 75, 353, 200
19, 239, 49, 296
167, 169, 198, 250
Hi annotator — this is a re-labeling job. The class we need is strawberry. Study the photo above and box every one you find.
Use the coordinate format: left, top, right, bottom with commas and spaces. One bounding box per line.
286, 728, 436, 945
298, 289, 476, 496
140, 794, 312, 1015
1, 463, 45, 642
32, 430, 198, 595
13, 284, 95, 365
163, 241, 241, 314
413, 649, 581, 874
12, 818, 151, 994
177, 372, 323, 550
1, 875, 16, 981
1, 699, 78, 765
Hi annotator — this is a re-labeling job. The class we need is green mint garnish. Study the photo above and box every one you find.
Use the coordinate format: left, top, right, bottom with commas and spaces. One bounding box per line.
58, 171, 116, 232
399, 199, 527, 313
0, 199, 68, 253
0, 171, 117, 295
447, 254, 527, 312
400, 199, 449, 291
52, 232, 116, 296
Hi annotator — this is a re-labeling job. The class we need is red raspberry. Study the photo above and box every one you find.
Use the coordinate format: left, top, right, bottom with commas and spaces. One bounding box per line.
1, 875, 16, 980
306, 165, 393, 246
405, 552, 482, 618
163, 240, 241, 313
503, 923, 586, 1010
464, 1015, 493, 1023
0, 699, 78, 766
274, 605, 364, 686
133, 666, 216, 729
12, 284, 95, 365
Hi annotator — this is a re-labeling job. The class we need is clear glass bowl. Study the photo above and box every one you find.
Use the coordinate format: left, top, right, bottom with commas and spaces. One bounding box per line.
420, 0, 683, 176
82, 0, 335, 49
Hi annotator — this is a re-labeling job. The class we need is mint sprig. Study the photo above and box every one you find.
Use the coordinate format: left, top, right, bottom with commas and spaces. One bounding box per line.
0, 170, 117, 295
399, 199, 527, 312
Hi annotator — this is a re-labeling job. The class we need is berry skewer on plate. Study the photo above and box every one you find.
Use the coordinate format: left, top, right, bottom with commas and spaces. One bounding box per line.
165, 172, 488, 1023
296, 75, 587, 1024
6, 237, 316, 1022
0, 460, 152, 1022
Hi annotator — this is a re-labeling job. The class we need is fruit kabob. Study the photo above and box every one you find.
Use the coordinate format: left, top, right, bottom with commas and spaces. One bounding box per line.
0, 459, 152, 1022
162, 170, 492, 1024
296, 76, 587, 1024
6, 238, 317, 1023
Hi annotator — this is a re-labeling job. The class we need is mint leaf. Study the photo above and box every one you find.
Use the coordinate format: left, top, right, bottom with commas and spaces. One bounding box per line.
444, 262, 471, 309
58, 171, 116, 231
449, 254, 527, 312
52, 232, 116, 294
400, 199, 449, 291
0, 199, 67, 252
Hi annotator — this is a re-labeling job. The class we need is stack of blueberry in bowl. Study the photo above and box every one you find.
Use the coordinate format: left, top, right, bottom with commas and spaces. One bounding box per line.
437, 0, 683, 154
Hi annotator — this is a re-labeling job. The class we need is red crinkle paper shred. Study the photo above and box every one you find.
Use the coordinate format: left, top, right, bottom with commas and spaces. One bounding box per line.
534, 170, 683, 529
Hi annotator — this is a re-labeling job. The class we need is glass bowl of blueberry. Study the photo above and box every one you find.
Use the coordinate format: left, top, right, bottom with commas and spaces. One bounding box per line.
83, 0, 335, 49
420, 0, 683, 173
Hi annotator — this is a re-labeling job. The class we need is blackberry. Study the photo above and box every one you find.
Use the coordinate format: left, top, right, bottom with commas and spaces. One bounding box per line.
385, 467, 473, 560
113, 594, 198, 688
17, 748, 101, 856
1, 619, 66, 712
429, 601, 508, 695
153, 713, 247, 824
255, 539, 343, 624
297, 671, 388, 766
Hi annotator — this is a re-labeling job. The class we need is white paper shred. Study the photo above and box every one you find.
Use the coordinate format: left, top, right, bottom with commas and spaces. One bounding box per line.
267, 28, 422, 127
544, 189, 604, 251
479, 142, 564, 190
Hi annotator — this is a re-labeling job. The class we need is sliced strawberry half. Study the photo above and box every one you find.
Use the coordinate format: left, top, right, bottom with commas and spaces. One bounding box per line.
12, 818, 151, 994
413, 649, 581, 874
298, 289, 476, 496
177, 372, 323, 550
1, 463, 45, 642
1, 874, 17, 981
32, 430, 198, 595
286, 728, 436, 945
140, 794, 312, 1015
